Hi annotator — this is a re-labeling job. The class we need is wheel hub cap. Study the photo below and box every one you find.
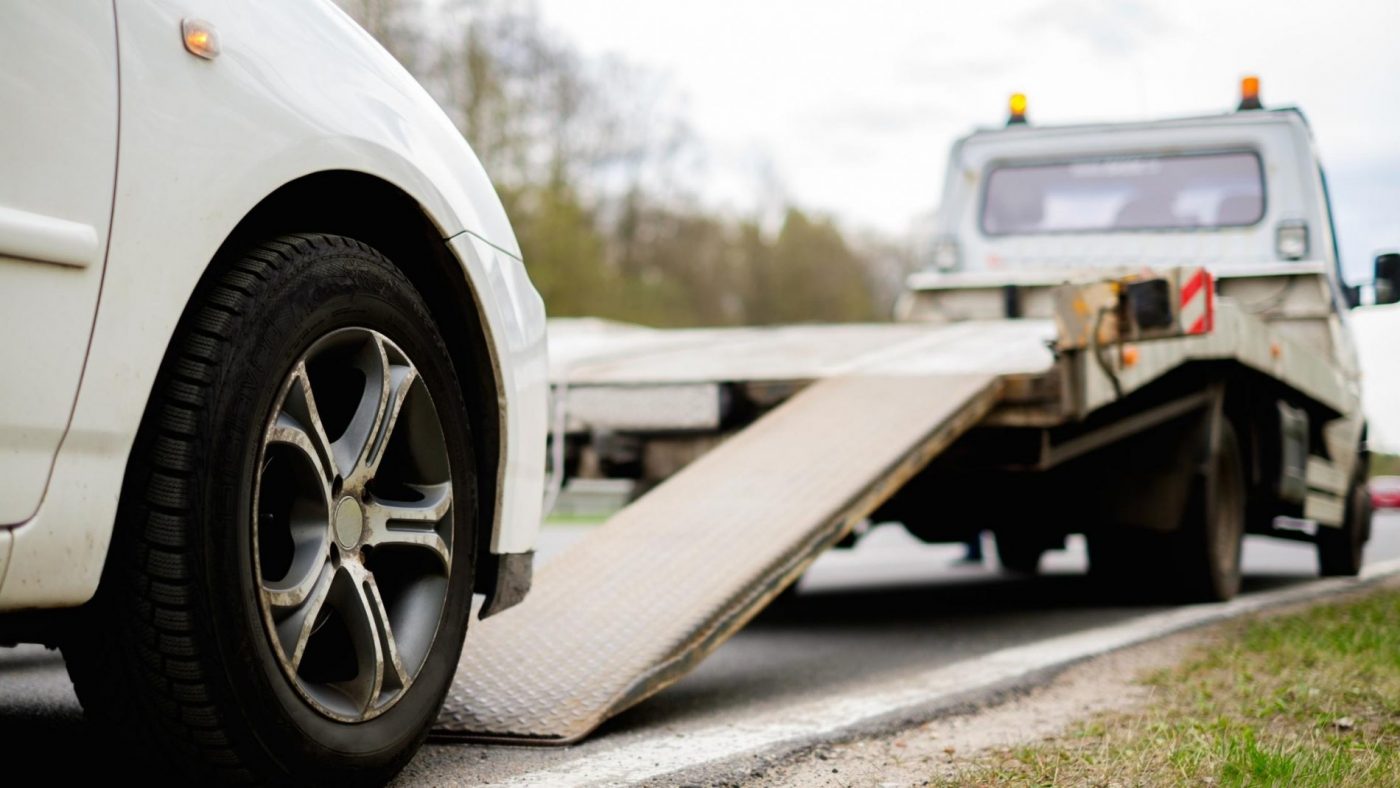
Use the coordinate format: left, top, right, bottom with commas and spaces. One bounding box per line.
252, 328, 453, 722
333, 497, 365, 550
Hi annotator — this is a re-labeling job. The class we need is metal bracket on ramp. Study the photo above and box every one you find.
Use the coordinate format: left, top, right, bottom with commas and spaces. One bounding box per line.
435, 374, 1001, 744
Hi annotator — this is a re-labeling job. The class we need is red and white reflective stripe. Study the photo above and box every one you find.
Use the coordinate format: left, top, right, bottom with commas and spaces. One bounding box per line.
1179, 267, 1215, 335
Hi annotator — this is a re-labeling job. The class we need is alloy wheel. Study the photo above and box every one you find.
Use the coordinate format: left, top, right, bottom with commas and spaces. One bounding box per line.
253, 328, 454, 721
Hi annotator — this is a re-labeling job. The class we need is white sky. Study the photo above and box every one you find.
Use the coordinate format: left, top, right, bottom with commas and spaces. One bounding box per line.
537, 0, 1400, 450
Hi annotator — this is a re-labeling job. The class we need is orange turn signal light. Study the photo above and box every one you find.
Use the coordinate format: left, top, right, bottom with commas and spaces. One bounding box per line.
182, 18, 220, 60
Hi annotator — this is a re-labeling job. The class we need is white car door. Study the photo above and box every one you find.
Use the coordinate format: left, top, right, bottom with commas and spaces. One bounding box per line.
0, 6, 119, 524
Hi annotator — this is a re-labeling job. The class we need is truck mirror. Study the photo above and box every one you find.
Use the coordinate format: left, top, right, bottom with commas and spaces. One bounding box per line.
1376, 252, 1400, 305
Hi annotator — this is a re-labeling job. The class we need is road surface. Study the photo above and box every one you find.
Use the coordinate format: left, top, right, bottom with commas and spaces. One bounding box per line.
3, 513, 1397, 784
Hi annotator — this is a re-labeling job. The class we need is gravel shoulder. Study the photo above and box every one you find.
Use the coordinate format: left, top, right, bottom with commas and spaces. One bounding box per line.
753, 578, 1400, 787
749, 628, 1205, 786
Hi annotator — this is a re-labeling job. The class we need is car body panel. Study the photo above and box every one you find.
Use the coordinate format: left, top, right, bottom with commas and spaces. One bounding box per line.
449, 232, 548, 554
0, 531, 11, 596
0, 4, 119, 524
0, 0, 546, 609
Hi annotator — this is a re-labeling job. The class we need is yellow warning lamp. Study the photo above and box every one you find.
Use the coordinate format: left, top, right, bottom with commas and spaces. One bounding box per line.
1237, 75, 1262, 111
1007, 92, 1028, 126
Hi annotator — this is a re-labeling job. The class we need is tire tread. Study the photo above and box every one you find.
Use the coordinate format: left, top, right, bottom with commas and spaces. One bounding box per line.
64, 233, 396, 783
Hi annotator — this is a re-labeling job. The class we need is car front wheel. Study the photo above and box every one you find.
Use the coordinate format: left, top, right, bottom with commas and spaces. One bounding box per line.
63, 234, 477, 784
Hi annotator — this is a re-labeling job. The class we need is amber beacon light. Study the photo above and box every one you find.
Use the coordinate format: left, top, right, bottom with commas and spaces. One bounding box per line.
1237, 75, 1262, 110
1007, 92, 1028, 125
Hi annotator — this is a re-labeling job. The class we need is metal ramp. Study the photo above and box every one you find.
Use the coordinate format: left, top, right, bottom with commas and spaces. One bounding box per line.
435, 374, 1001, 743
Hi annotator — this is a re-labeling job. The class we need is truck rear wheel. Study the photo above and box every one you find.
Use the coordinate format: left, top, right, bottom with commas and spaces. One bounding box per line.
1317, 465, 1370, 577
993, 532, 1046, 575
1169, 420, 1245, 602
1086, 530, 1148, 588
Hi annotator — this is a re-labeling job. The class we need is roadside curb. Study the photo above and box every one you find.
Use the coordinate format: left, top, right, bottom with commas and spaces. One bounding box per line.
499, 558, 1400, 786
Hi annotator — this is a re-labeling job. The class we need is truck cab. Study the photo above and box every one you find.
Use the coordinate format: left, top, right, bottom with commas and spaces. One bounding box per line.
908, 95, 1367, 369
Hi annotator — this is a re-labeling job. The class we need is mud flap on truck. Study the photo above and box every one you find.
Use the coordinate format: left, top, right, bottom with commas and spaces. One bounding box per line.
434, 374, 1001, 743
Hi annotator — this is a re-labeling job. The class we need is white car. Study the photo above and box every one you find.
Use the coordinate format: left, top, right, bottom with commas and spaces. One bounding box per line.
0, 2, 546, 782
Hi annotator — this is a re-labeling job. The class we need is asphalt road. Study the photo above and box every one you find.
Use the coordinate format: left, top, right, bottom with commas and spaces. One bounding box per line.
3, 513, 1398, 784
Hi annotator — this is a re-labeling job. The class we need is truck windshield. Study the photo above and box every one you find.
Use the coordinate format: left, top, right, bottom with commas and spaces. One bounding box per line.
981, 151, 1264, 235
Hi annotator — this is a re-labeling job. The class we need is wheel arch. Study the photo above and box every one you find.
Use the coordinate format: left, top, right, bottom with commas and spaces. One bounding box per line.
199, 171, 505, 594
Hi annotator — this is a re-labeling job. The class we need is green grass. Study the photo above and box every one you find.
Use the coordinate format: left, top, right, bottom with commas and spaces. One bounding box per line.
948, 586, 1400, 786
1373, 452, 1400, 477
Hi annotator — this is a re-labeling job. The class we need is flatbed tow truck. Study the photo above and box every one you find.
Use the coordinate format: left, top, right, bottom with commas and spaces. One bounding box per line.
433, 80, 1400, 745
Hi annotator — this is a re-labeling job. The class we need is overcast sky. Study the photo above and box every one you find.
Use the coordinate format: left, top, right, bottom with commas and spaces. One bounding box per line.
537, 0, 1398, 278
536, 0, 1400, 449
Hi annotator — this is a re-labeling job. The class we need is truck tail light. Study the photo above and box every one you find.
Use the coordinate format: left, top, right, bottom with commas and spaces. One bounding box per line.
1276, 220, 1309, 260
928, 236, 960, 271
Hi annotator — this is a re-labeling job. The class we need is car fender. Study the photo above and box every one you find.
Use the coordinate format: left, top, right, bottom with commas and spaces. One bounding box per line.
0, 0, 545, 609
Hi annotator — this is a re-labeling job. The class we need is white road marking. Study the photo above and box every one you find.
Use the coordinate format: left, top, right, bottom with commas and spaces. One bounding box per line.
499, 558, 1400, 787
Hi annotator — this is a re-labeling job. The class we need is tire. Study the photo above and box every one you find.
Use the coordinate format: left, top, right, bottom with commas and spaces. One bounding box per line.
1085, 532, 1125, 581
993, 532, 1045, 575
1317, 463, 1370, 577
62, 234, 477, 784
1086, 529, 1157, 592
1168, 419, 1246, 602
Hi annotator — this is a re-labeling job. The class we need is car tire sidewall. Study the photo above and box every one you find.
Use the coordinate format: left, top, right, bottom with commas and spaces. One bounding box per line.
197, 247, 475, 775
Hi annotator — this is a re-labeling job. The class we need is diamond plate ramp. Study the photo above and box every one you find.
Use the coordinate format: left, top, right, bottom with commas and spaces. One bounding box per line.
435, 374, 1001, 743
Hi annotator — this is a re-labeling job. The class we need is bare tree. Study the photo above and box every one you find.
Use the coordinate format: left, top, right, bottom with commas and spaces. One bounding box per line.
332, 0, 885, 328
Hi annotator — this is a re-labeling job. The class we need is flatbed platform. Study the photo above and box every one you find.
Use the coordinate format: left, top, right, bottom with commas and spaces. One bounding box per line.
436, 374, 1000, 742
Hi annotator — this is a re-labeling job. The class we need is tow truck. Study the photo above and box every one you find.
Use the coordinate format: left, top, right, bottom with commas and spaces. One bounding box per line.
432, 78, 1400, 745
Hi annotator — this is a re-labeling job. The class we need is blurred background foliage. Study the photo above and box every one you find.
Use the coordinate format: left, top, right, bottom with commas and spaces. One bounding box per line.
1374, 453, 1400, 477
336, 0, 907, 326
